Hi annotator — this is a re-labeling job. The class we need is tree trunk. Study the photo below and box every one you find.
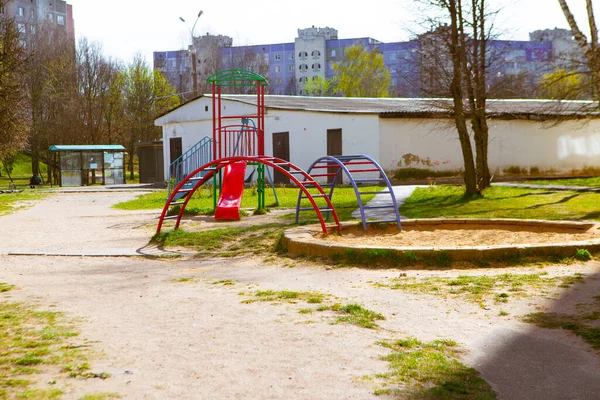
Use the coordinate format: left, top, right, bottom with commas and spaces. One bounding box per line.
128, 140, 135, 181
449, 0, 478, 195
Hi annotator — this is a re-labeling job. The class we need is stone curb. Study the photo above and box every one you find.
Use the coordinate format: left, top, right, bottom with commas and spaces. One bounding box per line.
281, 219, 600, 265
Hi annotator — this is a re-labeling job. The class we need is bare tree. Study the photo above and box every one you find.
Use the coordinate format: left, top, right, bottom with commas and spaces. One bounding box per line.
26, 21, 75, 178
0, 14, 30, 167
416, 0, 497, 194
557, 0, 600, 102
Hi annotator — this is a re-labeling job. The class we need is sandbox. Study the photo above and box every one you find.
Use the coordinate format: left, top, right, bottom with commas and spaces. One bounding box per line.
281, 219, 600, 263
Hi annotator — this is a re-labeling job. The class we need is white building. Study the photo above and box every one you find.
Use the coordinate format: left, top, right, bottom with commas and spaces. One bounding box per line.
154, 96, 600, 183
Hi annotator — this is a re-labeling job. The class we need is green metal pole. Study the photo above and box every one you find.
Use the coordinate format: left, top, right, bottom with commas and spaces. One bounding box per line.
257, 163, 265, 210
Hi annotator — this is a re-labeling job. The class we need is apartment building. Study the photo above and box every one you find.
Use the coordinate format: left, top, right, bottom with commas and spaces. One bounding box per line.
1, 0, 74, 40
154, 26, 575, 98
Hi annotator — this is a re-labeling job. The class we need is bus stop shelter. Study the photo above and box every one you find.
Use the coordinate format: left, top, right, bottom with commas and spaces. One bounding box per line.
49, 145, 126, 187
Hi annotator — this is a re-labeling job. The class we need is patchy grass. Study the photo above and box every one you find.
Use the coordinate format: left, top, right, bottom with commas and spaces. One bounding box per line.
152, 224, 285, 258
374, 273, 585, 308
330, 248, 455, 268
320, 303, 385, 329
239, 290, 385, 329
372, 337, 496, 399
78, 393, 122, 400
524, 313, 600, 350
0, 282, 16, 292
527, 176, 600, 188
0, 299, 107, 398
170, 277, 197, 283
401, 186, 600, 221
0, 191, 47, 216
239, 290, 327, 304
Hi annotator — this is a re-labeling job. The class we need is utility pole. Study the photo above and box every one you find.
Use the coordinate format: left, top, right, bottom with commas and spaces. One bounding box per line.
180, 10, 203, 98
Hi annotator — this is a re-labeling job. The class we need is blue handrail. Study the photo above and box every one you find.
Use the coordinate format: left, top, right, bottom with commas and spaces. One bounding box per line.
168, 136, 213, 197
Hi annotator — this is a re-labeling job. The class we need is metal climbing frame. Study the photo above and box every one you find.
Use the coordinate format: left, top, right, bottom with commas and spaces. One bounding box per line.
296, 154, 401, 231
157, 156, 341, 236
206, 69, 269, 209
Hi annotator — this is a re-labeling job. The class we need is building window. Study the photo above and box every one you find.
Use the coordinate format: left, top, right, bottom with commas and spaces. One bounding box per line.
30, 25, 36, 34
299, 77, 307, 84
389, 52, 397, 61
274, 65, 280, 73
288, 53, 294, 60
288, 65, 294, 72
18, 7, 25, 16
274, 54, 281, 60
48, 13, 53, 22
17, 23, 25, 32
299, 64, 308, 73
298, 51, 308, 60
331, 49, 336, 57
57, 15, 65, 25
299, 89, 305, 96
312, 63, 321, 72
0, 6, 4, 14
312, 50, 321, 59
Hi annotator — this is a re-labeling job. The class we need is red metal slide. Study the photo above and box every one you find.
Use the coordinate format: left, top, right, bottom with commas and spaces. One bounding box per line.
215, 161, 248, 221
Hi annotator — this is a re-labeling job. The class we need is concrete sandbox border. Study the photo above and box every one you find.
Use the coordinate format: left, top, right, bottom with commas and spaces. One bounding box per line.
281, 219, 600, 264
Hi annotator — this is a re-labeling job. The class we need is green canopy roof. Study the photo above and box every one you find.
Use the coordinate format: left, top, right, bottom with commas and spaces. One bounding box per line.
49, 145, 125, 152
206, 68, 269, 87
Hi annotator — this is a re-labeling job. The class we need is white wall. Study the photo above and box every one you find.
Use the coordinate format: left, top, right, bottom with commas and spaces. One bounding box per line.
266, 110, 381, 181
379, 118, 465, 172
380, 117, 600, 174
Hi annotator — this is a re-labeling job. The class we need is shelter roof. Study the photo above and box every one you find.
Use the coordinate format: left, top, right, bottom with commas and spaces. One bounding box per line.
49, 145, 125, 151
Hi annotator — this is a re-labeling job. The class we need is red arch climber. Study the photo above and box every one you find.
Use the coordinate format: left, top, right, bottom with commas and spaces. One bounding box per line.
156, 155, 341, 236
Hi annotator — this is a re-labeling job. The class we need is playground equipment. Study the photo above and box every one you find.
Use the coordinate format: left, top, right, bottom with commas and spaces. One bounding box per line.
157, 69, 341, 235
296, 155, 401, 231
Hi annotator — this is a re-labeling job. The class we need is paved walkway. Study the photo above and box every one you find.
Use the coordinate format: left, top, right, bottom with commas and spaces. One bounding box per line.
351, 185, 425, 221
0, 190, 177, 257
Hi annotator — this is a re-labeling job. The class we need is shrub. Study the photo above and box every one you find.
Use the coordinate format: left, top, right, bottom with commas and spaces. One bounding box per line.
575, 249, 592, 261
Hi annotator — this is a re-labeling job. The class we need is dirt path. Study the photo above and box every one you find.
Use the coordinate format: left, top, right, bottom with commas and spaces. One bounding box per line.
1, 191, 600, 399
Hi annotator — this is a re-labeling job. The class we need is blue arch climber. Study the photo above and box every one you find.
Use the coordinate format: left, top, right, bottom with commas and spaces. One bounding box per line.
295, 154, 401, 231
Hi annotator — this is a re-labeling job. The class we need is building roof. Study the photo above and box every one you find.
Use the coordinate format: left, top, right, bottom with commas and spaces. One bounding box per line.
49, 145, 125, 152
153, 95, 600, 125
220, 95, 599, 119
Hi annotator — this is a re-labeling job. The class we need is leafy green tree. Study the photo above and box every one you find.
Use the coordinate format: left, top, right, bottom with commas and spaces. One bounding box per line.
123, 55, 179, 179
0, 15, 30, 165
332, 43, 390, 97
302, 75, 333, 96
539, 69, 587, 100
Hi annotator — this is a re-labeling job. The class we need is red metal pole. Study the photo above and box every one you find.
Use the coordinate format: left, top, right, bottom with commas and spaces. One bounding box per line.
218, 85, 222, 159
212, 82, 216, 162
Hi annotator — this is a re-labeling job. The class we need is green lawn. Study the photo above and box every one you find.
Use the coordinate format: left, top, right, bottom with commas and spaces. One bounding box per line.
114, 185, 379, 214
526, 177, 600, 188
400, 186, 600, 221
0, 153, 49, 189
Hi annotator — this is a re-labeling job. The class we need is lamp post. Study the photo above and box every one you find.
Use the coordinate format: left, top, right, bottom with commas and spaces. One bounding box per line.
180, 10, 203, 98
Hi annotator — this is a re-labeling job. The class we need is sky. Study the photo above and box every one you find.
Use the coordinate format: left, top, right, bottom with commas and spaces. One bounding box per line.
66, 0, 590, 66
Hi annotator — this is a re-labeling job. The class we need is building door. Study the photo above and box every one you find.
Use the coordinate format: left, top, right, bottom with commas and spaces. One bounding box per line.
170, 137, 183, 163
169, 137, 183, 178
272, 132, 290, 184
327, 129, 342, 184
